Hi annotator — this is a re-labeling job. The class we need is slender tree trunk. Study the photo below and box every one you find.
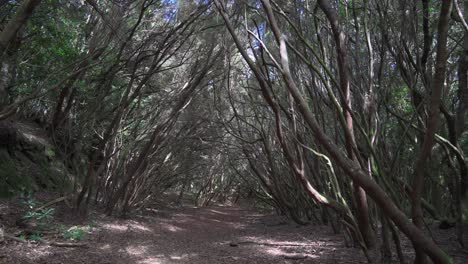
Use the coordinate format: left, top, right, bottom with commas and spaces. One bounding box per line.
315, 0, 375, 249
456, 0, 468, 242
411, 1, 452, 263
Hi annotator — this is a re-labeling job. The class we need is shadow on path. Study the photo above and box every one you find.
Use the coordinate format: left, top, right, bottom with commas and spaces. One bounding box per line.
0, 206, 378, 263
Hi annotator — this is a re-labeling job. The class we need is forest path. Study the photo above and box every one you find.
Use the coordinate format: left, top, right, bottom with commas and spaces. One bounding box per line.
3, 205, 366, 264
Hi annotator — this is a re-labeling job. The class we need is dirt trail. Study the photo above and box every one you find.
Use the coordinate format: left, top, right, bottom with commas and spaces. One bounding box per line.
2, 206, 366, 264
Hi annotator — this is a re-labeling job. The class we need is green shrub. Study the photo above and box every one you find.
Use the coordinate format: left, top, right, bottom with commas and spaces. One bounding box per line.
60, 225, 86, 241
44, 147, 55, 159
22, 208, 55, 222
20, 197, 55, 227
29, 233, 42, 241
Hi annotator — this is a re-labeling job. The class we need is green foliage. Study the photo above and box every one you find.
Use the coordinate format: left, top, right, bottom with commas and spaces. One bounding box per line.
23, 208, 55, 222
0, 150, 35, 198
12, 0, 85, 106
21, 196, 38, 209
29, 233, 42, 241
21, 197, 55, 225
391, 85, 412, 114
59, 225, 88, 241
44, 147, 56, 159
18, 231, 43, 241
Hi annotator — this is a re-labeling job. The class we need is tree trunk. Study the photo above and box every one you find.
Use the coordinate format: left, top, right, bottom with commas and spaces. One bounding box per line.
411, 1, 452, 263
0, 0, 42, 53
315, 0, 375, 249
456, 0, 468, 242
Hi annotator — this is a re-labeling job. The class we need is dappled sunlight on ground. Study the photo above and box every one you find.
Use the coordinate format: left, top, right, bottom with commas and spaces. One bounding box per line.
126, 245, 149, 256
22, 245, 53, 260
2, 206, 373, 263
99, 244, 112, 250
0, 203, 378, 264
2, 198, 467, 264
128, 222, 153, 232
172, 213, 193, 218
168, 253, 198, 260
101, 221, 153, 233
263, 246, 283, 256
206, 209, 230, 215
102, 223, 128, 232
160, 222, 185, 232
138, 257, 164, 264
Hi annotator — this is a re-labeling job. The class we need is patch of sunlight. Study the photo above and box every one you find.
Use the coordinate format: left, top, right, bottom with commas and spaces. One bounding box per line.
99, 244, 111, 250
25, 246, 52, 260
214, 220, 247, 229
160, 223, 184, 232
265, 247, 286, 256
172, 213, 192, 218
198, 216, 230, 224
207, 209, 229, 215
169, 253, 197, 260
102, 223, 127, 232
101, 222, 152, 233
137, 254, 197, 264
21, 131, 49, 146
126, 245, 148, 256
231, 223, 247, 229
128, 222, 153, 232
241, 236, 312, 247
138, 257, 164, 264
263, 247, 319, 259
267, 240, 311, 247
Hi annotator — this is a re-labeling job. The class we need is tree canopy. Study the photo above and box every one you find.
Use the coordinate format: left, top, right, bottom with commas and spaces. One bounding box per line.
1, 0, 467, 263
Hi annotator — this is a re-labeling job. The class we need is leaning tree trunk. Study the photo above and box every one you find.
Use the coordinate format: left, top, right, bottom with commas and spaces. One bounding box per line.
0, 0, 42, 53
0, 0, 42, 109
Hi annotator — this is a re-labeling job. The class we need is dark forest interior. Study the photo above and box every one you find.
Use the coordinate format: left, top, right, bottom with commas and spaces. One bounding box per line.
1, 0, 468, 263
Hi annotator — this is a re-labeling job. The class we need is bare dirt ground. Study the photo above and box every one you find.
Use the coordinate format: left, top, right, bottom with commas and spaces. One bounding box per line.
1, 198, 468, 264
1, 204, 367, 264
